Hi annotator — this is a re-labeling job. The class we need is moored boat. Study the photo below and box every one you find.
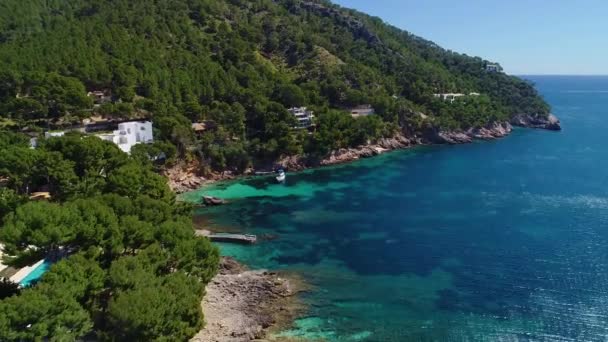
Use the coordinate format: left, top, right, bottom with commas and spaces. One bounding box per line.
202, 196, 227, 206
276, 169, 286, 183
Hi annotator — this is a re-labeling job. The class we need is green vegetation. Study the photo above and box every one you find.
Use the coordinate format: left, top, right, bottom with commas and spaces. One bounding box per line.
0, 132, 219, 341
0, 0, 549, 173
0, 0, 553, 339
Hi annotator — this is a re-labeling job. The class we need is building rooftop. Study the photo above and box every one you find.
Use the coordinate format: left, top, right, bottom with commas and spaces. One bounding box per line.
288, 107, 314, 129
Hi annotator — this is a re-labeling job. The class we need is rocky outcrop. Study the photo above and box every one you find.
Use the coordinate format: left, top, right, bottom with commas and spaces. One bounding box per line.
468, 121, 513, 139
163, 162, 206, 194
423, 121, 512, 145
321, 135, 412, 166
430, 131, 473, 144
511, 113, 561, 131
163, 162, 237, 194
276, 134, 412, 170
191, 257, 306, 342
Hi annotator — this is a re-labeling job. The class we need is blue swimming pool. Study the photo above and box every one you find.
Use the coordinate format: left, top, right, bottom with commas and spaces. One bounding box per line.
19, 260, 52, 287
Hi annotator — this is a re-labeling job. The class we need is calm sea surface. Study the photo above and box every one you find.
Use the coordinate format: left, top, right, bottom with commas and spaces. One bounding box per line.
183, 76, 608, 341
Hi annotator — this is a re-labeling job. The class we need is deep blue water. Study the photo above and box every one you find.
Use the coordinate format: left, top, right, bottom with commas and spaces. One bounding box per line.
186, 76, 608, 341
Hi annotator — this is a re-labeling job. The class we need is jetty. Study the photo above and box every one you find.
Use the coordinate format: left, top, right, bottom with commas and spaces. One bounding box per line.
196, 230, 257, 244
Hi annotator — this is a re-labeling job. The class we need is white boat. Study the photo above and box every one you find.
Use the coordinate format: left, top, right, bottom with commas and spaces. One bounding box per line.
276, 170, 286, 183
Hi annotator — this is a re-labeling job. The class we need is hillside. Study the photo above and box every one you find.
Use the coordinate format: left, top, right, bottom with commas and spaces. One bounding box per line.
0, 0, 550, 170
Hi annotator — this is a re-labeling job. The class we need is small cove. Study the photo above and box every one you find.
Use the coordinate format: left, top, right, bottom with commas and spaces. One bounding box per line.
185, 76, 608, 341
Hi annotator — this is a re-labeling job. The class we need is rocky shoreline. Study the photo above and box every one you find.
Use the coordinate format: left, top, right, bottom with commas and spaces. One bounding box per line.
164, 161, 237, 194
264, 121, 510, 171
167, 115, 560, 193
191, 257, 307, 342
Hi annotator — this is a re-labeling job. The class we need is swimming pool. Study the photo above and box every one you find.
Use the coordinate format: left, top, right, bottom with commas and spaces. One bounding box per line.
19, 260, 52, 287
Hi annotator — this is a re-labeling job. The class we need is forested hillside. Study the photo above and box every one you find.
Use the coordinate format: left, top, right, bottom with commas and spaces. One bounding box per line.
0, 0, 549, 170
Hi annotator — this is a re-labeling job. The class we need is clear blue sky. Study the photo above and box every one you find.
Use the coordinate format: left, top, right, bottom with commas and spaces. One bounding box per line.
333, 0, 607, 75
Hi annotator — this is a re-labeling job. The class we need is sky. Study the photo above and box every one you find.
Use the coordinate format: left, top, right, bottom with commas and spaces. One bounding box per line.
332, 0, 608, 75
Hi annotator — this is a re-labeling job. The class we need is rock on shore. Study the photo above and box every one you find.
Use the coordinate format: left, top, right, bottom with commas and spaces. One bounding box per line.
191, 257, 306, 342
428, 121, 513, 144
164, 161, 237, 194
320, 134, 413, 167
511, 113, 561, 131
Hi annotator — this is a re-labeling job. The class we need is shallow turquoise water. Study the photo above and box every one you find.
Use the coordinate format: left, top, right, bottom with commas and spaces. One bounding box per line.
185, 76, 608, 341
19, 260, 51, 287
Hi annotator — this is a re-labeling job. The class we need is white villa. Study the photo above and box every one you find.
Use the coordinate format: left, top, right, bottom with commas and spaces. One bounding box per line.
87, 90, 112, 106
433, 92, 480, 103
485, 64, 501, 72
288, 107, 314, 129
350, 105, 375, 118
0, 244, 7, 275
44, 131, 66, 138
96, 121, 153, 153
35, 121, 153, 154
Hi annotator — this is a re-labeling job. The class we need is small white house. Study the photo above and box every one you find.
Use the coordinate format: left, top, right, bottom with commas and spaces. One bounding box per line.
87, 90, 112, 106
485, 64, 501, 72
97, 121, 153, 154
433, 92, 480, 103
350, 105, 375, 118
288, 107, 314, 129
44, 131, 66, 138
433, 93, 465, 103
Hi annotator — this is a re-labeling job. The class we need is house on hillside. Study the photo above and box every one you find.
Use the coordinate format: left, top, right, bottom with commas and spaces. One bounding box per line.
433, 92, 480, 103
485, 64, 501, 73
192, 121, 217, 136
350, 105, 375, 118
288, 107, 314, 129
44, 131, 66, 138
433, 93, 465, 103
96, 121, 153, 154
87, 90, 112, 106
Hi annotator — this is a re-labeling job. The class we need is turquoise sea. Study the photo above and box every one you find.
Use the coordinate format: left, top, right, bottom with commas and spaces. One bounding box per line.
183, 76, 608, 341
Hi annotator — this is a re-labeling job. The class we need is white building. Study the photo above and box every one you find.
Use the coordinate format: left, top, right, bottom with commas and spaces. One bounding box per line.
288, 107, 314, 129
97, 121, 153, 154
87, 90, 112, 106
433, 93, 465, 103
0, 243, 7, 274
485, 64, 501, 72
350, 105, 375, 118
44, 131, 66, 138
433, 92, 480, 103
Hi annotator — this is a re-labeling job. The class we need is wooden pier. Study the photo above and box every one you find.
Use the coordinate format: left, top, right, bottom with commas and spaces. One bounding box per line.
196, 230, 257, 244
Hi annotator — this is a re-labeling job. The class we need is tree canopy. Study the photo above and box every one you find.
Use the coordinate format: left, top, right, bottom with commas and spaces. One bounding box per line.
0, 132, 219, 341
